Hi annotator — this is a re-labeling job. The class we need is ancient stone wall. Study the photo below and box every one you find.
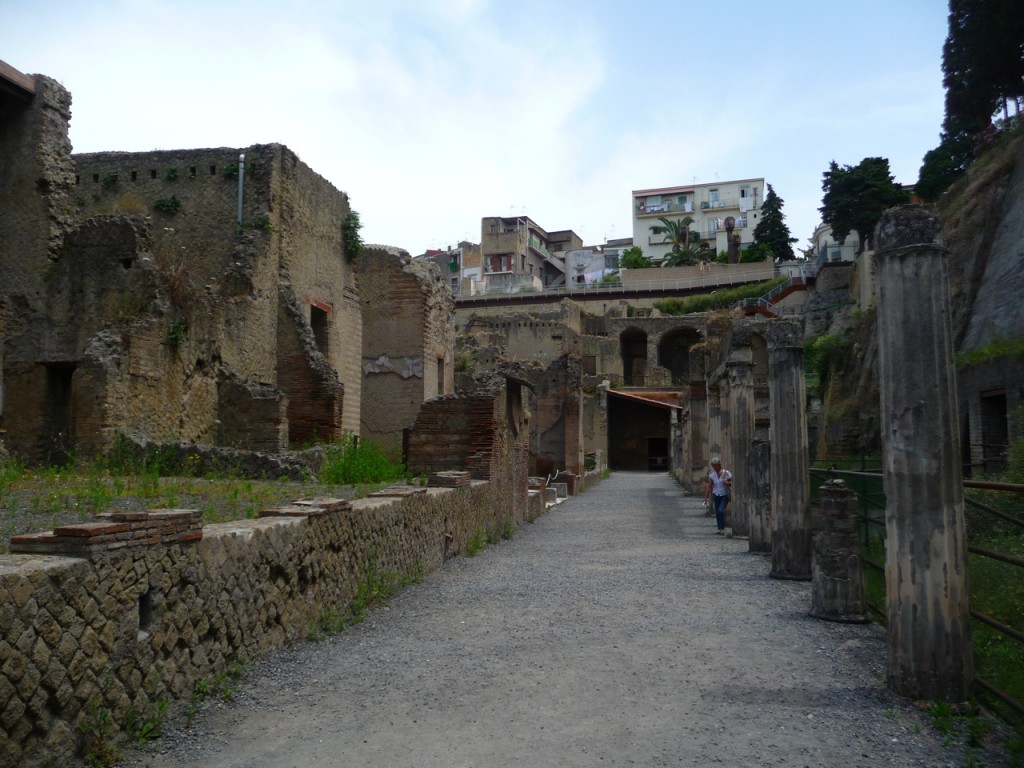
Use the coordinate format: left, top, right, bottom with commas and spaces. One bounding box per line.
0, 477, 528, 768
359, 247, 454, 455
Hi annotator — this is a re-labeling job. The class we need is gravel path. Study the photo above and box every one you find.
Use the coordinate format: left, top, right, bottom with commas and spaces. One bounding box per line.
124, 472, 996, 767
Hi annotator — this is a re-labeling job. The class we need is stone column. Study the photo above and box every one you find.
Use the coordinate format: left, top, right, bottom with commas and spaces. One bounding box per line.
809, 479, 868, 622
875, 205, 973, 701
689, 385, 708, 489
767, 319, 811, 580
748, 439, 771, 553
726, 358, 755, 537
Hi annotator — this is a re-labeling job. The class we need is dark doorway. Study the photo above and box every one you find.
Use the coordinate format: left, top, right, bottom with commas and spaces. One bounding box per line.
648, 437, 669, 471
620, 329, 647, 386
45, 363, 76, 464
980, 390, 1008, 475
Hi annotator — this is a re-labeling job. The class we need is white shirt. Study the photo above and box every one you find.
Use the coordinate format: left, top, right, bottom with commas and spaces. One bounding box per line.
708, 468, 732, 497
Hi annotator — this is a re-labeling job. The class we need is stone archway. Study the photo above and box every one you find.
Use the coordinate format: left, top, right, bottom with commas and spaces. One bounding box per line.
656, 327, 702, 386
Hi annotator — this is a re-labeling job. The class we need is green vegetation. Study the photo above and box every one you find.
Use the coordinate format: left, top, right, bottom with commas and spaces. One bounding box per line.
750, 183, 796, 262
166, 321, 188, 348
466, 528, 487, 556
165, 167, 178, 181
955, 337, 1024, 369
652, 276, 786, 316
620, 246, 652, 269
308, 556, 411, 640
79, 704, 121, 768
804, 330, 854, 396
819, 157, 909, 253
101, 173, 119, 191
153, 195, 181, 215
124, 699, 169, 745
342, 209, 364, 263
318, 433, 405, 486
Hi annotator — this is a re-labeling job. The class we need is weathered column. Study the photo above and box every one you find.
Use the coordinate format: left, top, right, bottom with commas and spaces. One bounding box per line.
727, 358, 755, 537
688, 385, 708, 489
875, 205, 973, 701
767, 319, 811, 580
748, 439, 772, 553
809, 479, 868, 622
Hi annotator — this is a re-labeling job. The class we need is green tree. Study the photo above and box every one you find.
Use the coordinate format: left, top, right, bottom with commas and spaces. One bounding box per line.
620, 246, 652, 269
942, 0, 1024, 138
917, 1, 1024, 200
819, 158, 909, 253
751, 184, 796, 262
649, 216, 697, 264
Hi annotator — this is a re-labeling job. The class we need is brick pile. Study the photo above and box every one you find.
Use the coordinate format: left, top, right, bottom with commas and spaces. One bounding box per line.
9, 510, 202, 556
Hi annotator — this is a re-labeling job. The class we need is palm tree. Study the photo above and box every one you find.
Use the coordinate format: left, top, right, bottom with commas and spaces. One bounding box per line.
650, 216, 697, 265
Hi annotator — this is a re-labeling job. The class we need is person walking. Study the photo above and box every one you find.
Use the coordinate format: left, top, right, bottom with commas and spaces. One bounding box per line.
703, 457, 733, 535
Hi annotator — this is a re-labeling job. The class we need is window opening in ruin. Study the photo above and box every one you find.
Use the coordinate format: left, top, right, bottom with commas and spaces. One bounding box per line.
120, 257, 133, 269
620, 329, 648, 386
131, 171, 137, 181
437, 356, 445, 395
150, 169, 157, 179
92, 174, 99, 183
44, 363, 76, 465
657, 328, 699, 386
74, 175, 80, 185
309, 305, 329, 360
310, 305, 329, 359
189, 167, 197, 178
138, 589, 154, 640
210, 165, 217, 175
583, 355, 597, 375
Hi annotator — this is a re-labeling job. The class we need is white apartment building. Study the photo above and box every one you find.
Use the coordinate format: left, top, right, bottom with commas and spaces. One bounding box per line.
631, 177, 765, 262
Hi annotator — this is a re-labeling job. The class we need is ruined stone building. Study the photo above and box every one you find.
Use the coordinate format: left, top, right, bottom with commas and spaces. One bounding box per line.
358, 246, 455, 457
1, 69, 361, 463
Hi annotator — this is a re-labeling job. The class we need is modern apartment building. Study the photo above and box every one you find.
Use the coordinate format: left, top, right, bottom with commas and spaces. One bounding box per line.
631, 177, 765, 262
480, 216, 582, 292
418, 241, 483, 295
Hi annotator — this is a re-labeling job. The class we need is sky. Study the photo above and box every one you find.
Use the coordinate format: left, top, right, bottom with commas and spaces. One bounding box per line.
3, 0, 949, 255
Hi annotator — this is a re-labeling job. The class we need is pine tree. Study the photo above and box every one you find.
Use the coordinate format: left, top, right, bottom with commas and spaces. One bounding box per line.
751, 184, 796, 262
820, 158, 909, 253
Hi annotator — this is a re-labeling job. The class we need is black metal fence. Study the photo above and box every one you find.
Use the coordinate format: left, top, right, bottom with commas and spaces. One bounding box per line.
809, 466, 1024, 722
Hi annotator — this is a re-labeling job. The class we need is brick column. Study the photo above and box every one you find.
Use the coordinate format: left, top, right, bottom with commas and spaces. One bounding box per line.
726, 359, 754, 537
875, 205, 973, 701
767, 319, 811, 580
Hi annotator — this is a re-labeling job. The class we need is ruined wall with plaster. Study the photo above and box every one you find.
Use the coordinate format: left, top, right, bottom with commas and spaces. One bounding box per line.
359, 247, 455, 454
0, 473, 528, 768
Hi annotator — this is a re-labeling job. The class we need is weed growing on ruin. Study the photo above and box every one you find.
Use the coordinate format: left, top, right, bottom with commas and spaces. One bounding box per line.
501, 520, 515, 540
125, 699, 169, 745
341, 209, 364, 262
153, 194, 181, 214
467, 529, 486, 556
319, 433, 405, 485
101, 173, 118, 191
165, 167, 178, 181
79, 704, 121, 768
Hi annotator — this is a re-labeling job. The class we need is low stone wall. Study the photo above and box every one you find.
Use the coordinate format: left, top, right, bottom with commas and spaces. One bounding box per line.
0, 478, 527, 767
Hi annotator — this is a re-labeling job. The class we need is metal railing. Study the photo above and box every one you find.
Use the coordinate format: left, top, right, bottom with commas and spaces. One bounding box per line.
457, 265, 783, 302
810, 466, 1024, 721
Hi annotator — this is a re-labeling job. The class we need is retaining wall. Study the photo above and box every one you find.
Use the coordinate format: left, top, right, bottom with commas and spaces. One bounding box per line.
1, 477, 531, 767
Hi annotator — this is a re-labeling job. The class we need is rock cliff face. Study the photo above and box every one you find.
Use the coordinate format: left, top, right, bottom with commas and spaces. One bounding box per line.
814, 124, 1024, 459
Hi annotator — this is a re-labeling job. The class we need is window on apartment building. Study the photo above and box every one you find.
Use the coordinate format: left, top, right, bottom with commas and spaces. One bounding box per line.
710, 189, 719, 203
740, 185, 750, 198
520, 255, 526, 271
